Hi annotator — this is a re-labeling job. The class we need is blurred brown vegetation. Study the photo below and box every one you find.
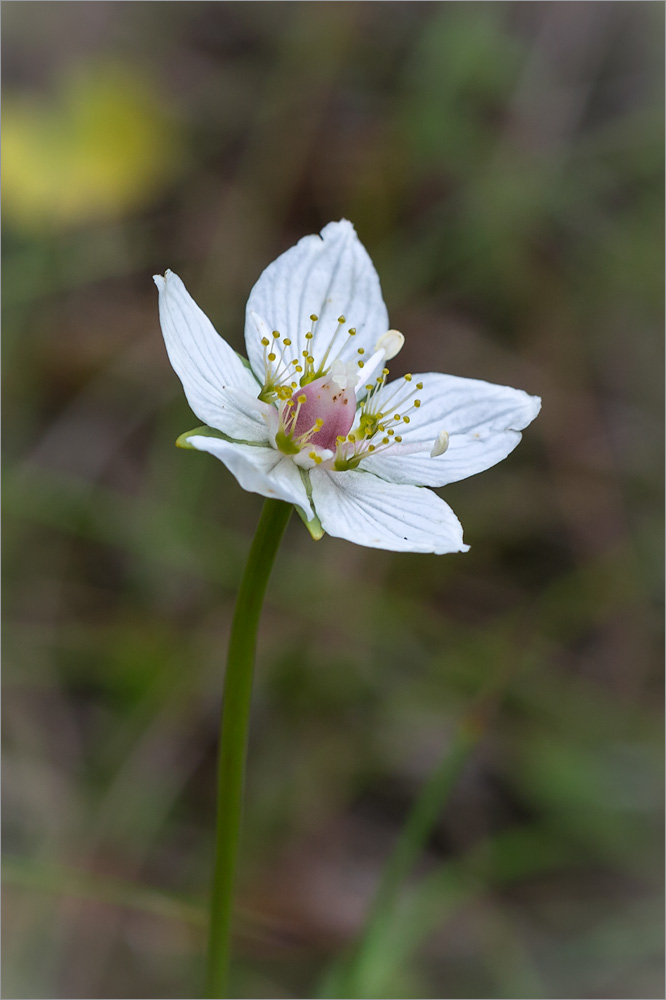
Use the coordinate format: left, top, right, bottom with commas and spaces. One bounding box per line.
2, 3, 664, 998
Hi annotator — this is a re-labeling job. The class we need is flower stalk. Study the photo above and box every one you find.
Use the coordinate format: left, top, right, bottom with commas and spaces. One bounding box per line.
205, 498, 293, 999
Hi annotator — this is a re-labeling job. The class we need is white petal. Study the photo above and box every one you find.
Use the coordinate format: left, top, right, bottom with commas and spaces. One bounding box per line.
244, 220, 389, 380
360, 373, 541, 487
184, 435, 313, 518
155, 270, 269, 441
309, 469, 469, 554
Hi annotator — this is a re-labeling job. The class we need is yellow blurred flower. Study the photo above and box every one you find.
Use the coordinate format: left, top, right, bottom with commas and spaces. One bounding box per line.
3, 62, 181, 230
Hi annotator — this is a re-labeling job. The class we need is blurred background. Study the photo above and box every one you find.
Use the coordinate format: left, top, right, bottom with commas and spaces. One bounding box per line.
2, 3, 664, 998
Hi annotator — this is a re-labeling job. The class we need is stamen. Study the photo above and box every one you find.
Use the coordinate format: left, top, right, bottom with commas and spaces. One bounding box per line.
317, 316, 348, 372
374, 329, 404, 361
259, 329, 305, 401
431, 429, 450, 457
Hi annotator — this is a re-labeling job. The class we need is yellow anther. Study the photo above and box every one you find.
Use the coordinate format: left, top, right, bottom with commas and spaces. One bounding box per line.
305, 332, 313, 340
348, 327, 356, 335
295, 365, 303, 372
365, 384, 374, 391
284, 338, 292, 346
336, 435, 346, 443
358, 360, 365, 368
404, 373, 412, 382
394, 414, 400, 420
403, 416, 411, 424
291, 381, 297, 388
261, 337, 270, 346
382, 437, 389, 444
395, 435, 402, 443
387, 428, 394, 436
416, 382, 423, 390
268, 353, 276, 362
272, 330, 280, 339
297, 394, 307, 404
414, 399, 421, 408
382, 368, 389, 375
357, 348, 365, 355
338, 315, 346, 324
310, 314, 318, 321
315, 418, 324, 428
348, 433, 356, 442
307, 355, 315, 364
368, 445, 375, 452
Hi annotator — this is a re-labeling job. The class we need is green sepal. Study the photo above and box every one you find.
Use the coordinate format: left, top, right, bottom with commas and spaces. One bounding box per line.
176, 426, 264, 449
297, 467, 325, 540
235, 351, 253, 371
296, 504, 324, 541
176, 426, 232, 449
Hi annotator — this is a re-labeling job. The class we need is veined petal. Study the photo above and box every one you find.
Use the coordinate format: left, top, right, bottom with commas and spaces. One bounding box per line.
361, 373, 541, 487
309, 468, 469, 554
184, 435, 313, 518
155, 270, 269, 441
244, 220, 389, 380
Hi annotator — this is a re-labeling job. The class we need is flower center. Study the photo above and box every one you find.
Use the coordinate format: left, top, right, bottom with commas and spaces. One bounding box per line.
287, 374, 356, 451
275, 371, 356, 456
260, 310, 442, 468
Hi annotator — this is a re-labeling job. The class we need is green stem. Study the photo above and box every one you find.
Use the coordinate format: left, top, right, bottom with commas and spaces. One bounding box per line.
205, 498, 293, 999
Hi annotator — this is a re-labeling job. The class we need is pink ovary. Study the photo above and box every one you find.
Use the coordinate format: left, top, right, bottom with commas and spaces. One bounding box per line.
289, 375, 356, 451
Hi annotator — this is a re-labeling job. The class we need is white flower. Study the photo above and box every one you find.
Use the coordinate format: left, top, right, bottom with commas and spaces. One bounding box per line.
154, 220, 541, 554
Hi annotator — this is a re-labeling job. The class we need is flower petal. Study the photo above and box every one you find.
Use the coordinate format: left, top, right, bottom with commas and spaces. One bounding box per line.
155, 270, 269, 441
184, 434, 313, 518
360, 373, 541, 486
244, 220, 389, 380
309, 469, 469, 554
